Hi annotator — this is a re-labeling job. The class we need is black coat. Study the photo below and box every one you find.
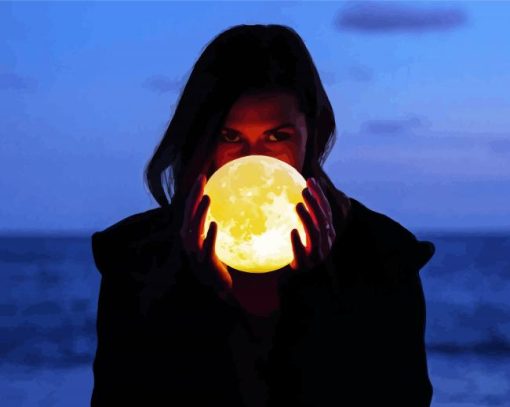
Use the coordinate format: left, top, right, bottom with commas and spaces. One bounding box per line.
90, 192, 435, 406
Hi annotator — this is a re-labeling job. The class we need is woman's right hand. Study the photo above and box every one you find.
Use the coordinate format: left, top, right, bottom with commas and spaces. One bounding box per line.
179, 174, 233, 300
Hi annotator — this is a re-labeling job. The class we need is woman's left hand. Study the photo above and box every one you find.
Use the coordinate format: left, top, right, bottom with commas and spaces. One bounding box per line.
290, 177, 337, 271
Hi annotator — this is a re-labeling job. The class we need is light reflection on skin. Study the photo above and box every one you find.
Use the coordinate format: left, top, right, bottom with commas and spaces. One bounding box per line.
199, 90, 335, 316
211, 90, 309, 174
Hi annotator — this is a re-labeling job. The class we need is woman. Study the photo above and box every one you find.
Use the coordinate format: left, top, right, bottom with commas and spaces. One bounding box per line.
91, 24, 435, 406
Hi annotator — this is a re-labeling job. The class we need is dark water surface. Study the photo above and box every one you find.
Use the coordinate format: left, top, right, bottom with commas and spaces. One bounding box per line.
1, 232, 509, 406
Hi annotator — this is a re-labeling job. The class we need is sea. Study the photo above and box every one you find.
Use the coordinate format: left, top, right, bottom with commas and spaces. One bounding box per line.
0, 232, 509, 406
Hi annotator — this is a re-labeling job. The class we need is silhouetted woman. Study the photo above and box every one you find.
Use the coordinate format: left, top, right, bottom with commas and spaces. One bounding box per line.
91, 24, 435, 406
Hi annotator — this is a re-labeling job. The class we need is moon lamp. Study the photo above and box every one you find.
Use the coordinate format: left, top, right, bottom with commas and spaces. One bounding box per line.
203, 155, 308, 273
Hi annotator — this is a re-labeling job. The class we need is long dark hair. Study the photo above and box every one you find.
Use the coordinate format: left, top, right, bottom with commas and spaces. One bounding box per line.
145, 23, 339, 212
140, 24, 345, 308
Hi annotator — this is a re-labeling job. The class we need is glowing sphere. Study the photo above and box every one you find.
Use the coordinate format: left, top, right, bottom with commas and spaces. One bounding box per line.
203, 155, 308, 273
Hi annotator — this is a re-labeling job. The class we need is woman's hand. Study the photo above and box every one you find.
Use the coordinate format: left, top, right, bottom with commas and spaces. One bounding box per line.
180, 174, 233, 299
290, 177, 348, 271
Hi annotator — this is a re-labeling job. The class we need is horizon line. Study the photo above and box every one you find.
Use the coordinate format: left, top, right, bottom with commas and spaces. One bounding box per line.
0, 227, 509, 238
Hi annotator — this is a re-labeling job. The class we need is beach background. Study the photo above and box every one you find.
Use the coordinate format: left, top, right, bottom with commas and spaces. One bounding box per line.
1, 231, 508, 406
2, 1, 509, 405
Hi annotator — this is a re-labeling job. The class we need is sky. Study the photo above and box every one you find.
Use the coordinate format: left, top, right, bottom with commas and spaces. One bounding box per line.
1, 1, 509, 233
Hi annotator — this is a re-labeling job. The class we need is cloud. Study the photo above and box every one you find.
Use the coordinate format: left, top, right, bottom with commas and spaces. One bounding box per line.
0, 72, 37, 91
335, 2, 467, 33
143, 75, 185, 94
361, 116, 425, 136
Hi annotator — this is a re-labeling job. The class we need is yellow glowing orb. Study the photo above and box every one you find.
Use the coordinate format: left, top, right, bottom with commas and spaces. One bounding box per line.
203, 155, 308, 273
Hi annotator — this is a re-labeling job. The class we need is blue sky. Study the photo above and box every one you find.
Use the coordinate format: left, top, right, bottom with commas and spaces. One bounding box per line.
1, 1, 509, 233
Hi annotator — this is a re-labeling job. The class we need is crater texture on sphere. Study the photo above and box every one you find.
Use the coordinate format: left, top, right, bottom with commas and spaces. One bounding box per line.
203, 155, 307, 273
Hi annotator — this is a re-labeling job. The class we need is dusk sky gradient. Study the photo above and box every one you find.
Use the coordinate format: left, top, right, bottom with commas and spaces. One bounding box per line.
1, 1, 509, 233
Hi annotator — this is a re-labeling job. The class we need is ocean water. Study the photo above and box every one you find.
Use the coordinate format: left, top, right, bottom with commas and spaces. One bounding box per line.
0, 232, 509, 406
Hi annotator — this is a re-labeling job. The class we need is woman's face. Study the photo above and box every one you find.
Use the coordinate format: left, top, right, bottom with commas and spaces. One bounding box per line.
211, 90, 309, 174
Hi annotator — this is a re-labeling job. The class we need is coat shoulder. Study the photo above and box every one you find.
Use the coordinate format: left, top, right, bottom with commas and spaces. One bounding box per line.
91, 206, 174, 278
345, 196, 435, 276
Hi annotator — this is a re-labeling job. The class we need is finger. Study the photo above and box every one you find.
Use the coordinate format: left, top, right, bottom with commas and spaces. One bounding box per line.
197, 194, 211, 245
308, 178, 333, 221
303, 185, 328, 229
296, 202, 321, 260
200, 222, 233, 292
304, 183, 335, 254
201, 220, 217, 263
291, 228, 308, 269
181, 174, 206, 237
195, 174, 208, 214
190, 194, 210, 252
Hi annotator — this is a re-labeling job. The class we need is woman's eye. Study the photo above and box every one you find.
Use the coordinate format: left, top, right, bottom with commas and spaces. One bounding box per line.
220, 132, 291, 143
268, 132, 291, 142
221, 133, 240, 143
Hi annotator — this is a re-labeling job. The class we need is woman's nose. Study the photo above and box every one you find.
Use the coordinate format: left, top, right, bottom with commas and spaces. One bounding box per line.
242, 141, 269, 156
